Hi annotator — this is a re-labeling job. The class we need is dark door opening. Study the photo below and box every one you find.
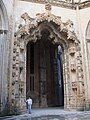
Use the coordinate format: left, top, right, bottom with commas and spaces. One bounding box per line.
26, 33, 64, 107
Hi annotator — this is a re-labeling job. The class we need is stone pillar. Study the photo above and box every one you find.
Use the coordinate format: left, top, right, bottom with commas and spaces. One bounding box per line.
85, 40, 90, 109
11, 37, 26, 112
63, 47, 71, 109
67, 40, 85, 110
76, 5, 86, 110
68, 42, 77, 109
11, 39, 20, 111
75, 47, 85, 110
0, 30, 8, 111
18, 41, 26, 111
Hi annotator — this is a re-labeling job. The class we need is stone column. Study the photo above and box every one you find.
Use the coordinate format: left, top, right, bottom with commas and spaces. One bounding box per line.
11, 37, 26, 112
76, 5, 86, 109
63, 47, 71, 110
0, 30, 8, 111
18, 41, 26, 111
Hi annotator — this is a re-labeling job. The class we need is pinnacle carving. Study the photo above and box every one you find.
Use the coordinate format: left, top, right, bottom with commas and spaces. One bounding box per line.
21, 12, 34, 23
15, 10, 77, 44
45, 3, 51, 11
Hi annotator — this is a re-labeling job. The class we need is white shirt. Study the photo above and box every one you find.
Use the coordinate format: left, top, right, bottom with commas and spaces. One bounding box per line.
26, 98, 32, 105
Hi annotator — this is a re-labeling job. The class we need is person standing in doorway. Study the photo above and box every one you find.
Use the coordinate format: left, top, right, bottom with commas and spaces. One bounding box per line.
26, 97, 32, 114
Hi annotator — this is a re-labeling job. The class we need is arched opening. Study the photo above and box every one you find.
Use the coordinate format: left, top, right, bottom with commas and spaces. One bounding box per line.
26, 28, 64, 107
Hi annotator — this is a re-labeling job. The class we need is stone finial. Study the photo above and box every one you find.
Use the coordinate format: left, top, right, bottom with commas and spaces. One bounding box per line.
45, 3, 51, 14
21, 13, 30, 21
21, 12, 34, 23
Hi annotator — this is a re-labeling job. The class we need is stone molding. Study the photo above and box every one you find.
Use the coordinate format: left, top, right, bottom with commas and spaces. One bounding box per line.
79, 1, 90, 9
21, 0, 90, 10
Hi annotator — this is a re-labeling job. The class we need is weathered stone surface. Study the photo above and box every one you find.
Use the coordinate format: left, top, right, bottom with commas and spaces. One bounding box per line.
0, 0, 90, 113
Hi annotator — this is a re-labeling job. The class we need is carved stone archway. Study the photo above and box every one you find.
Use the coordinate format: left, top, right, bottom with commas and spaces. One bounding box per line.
11, 4, 85, 111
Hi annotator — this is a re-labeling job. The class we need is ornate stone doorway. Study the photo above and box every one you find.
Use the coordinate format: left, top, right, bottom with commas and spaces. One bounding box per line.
12, 4, 85, 111
26, 28, 64, 107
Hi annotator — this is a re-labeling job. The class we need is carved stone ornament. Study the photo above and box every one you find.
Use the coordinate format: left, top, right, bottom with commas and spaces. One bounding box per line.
45, 3, 51, 11
69, 47, 76, 56
70, 63, 76, 72
21, 12, 34, 23
15, 4, 77, 43
11, 4, 85, 111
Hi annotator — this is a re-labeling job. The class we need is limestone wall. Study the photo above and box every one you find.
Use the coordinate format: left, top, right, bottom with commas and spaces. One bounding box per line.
79, 7, 90, 37
0, 0, 14, 111
3, 0, 14, 16
0, 0, 90, 111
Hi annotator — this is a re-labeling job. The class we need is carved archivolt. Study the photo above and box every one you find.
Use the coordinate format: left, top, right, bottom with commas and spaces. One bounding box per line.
15, 4, 77, 44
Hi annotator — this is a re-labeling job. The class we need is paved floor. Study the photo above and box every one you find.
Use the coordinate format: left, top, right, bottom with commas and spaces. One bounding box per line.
1, 108, 90, 120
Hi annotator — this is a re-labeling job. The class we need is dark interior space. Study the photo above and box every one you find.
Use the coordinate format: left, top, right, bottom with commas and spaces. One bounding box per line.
26, 29, 64, 107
